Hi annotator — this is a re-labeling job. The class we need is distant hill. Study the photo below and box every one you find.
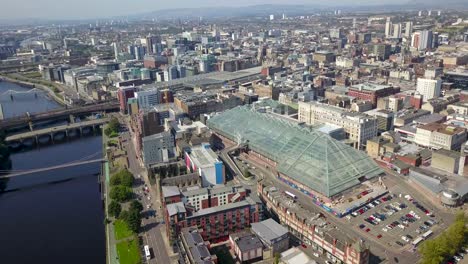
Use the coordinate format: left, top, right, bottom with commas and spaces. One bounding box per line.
134, 2, 468, 20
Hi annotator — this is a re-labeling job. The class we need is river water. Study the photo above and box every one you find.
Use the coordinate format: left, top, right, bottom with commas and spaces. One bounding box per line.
0, 81, 105, 264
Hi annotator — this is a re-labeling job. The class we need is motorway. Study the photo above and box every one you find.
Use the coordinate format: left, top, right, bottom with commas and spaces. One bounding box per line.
119, 118, 172, 264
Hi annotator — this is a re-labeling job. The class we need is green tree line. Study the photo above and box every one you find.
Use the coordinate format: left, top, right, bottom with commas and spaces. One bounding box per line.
419, 211, 468, 264
104, 118, 120, 138
108, 169, 143, 233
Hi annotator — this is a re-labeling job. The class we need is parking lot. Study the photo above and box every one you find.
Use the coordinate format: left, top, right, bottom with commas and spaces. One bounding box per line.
348, 193, 439, 249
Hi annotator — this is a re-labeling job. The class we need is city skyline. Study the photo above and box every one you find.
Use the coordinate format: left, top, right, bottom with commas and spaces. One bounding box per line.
0, 0, 461, 20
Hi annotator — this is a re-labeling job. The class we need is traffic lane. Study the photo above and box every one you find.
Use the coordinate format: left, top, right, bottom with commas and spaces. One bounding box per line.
240, 155, 404, 258
124, 132, 170, 263
138, 185, 167, 264
249, 159, 420, 263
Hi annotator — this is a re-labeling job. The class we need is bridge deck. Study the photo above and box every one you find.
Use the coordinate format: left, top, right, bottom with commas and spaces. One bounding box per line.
6, 118, 109, 142
0, 102, 119, 130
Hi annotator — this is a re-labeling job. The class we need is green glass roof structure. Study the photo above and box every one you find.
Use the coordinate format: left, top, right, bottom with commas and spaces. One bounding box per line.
207, 105, 383, 197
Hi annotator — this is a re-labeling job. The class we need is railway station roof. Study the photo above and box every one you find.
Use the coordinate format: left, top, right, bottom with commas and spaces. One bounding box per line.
207, 105, 383, 197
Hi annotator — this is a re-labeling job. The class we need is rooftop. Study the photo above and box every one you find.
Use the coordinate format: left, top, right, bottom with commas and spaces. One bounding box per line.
281, 247, 316, 264
233, 233, 263, 252
162, 186, 181, 198
181, 227, 216, 264
167, 202, 186, 217
187, 198, 256, 219
207, 105, 383, 197
418, 123, 466, 135
350, 83, 392, 92
251, 219, 289, 244
188, 144, 220, 168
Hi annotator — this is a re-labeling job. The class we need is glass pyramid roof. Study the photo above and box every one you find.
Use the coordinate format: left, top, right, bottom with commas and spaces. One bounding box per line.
207, 105, 383, 197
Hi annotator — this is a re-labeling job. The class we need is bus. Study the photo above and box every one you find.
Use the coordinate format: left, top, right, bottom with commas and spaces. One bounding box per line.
422, 230, 433, 239
144, 245, 151, 260
285, 191, 297, 199
412, 237, 424, 246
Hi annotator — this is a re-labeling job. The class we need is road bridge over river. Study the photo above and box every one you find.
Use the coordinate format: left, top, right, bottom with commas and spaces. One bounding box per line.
0, 102, 119, 131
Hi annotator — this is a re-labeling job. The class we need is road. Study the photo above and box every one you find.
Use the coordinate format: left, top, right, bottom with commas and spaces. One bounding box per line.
119, 118, 172, 264
229, 148, 423, 264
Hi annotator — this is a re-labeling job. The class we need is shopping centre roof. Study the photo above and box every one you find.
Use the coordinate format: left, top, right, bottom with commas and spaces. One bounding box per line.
207, 105, 383, 197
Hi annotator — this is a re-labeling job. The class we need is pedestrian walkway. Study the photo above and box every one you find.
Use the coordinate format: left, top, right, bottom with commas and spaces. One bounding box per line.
103, 132, 120, 264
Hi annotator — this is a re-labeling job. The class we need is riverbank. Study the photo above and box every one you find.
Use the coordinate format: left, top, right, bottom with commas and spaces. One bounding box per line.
102, 128, 120, 264
0, 75, 68, 106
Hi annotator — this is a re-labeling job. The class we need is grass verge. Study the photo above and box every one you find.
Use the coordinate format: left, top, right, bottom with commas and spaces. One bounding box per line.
114, 219, 134, 240
116, 239, 141, 264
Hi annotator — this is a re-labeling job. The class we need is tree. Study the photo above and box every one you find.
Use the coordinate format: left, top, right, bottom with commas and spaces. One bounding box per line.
119, 170, 134, 187
419, 211, 468, 264
119, 209, 130, 221
120, 209, 141, 233
110, 169, 134, 188
109, 186, 132, 202
108, 200, 122, 218
130, 200, 143, 213
126, 210, 142, 233
104, 117, 120, 137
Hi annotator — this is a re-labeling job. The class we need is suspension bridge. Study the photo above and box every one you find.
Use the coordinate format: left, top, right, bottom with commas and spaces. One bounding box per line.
0, 88, 46, 97
0, 152, 106, 178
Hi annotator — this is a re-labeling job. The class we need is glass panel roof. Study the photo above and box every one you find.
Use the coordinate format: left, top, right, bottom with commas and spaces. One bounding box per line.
207, 105, 383, 197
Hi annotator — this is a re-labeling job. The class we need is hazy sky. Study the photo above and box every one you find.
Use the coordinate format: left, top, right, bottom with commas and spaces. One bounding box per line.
1, 0, 410, 20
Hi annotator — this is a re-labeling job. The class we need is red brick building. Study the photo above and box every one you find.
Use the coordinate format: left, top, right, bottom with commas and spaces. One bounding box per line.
348, 83, 399, 106
117, 86, 136, 113
163, 184, 261, 242
258, 181, 370, 264
165, 197, 262, 242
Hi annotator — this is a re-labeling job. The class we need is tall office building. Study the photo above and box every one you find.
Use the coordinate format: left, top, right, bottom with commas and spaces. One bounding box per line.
411, 32, 420, 49
134, 46, 147, 60
329, 28, 343, 39
127, 45, 136, 58
418, 10, 422, 16
437, 10, 441, 16
353, 18, 357, 29
432, 32, 439, 49
428, 10, 432, 16
385, 17, 392, 37
146, 35, 161, 54
112, 42, 119, 60
282, 13, 286, 20
405, 21, 413, 38
417, 78, 441, 101
164, 65, 179, 81
419, 30, 433, 50
177, 65, 187, 78
393, 23, 402, 38
269, 14, 274, 20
